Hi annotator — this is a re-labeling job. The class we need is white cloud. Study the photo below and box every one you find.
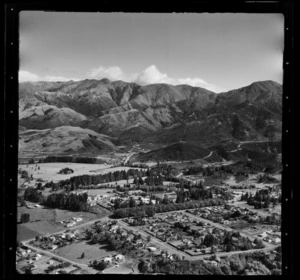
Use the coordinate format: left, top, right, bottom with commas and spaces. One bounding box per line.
19, 70, 40, 82
134, 65, 169, 85
20, 65, 222, 92
133, 65, 222, 92
87, 66, 125, 81
19, 70, 79, 83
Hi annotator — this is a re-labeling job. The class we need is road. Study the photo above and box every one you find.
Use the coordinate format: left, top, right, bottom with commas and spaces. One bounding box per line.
21, 214, 111, 244
117, 215, 277, 261
24, 242, 89, 268
124, 153, 136, 165
21, 205, 279, 270
117, 220, 191, 260
176, 173, 183, 178
202, 151, 213, 160
228, 140, 275, 153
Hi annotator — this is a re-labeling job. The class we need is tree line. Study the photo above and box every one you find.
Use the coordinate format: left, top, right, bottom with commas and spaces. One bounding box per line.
241, 189, 281, 209
43, 156, 97, 164
23, 187, 88, 211
112, 198, 225, 218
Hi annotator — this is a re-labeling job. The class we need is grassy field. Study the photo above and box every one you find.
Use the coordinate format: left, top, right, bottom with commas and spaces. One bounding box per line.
18, 162, 109, 182
55, 241, 117, 265
18, 163, 142, 183
17, 225, 41, 241
17, 206, 107, 241
83, 189, 116, 197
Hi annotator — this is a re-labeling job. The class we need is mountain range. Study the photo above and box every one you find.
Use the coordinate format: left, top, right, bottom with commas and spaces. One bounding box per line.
19, 79, 282, 161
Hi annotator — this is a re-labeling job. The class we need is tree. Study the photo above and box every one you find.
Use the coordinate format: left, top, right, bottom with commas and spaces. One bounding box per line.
94, 261, 107, 271
211, 245, 217, 254
146, 235, 151, 243
81, 252, 85, 259
20, 213, 30, 223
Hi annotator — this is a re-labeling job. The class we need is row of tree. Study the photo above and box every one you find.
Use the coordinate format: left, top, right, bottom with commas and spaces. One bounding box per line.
241, 190, 281, 209
112, 198, 225, 218
44, 192, 89, 211
43, 156, 97, 164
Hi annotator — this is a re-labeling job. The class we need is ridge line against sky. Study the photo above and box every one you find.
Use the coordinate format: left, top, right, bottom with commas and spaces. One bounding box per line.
19, 65, 224, 92
19, 12, 284, 93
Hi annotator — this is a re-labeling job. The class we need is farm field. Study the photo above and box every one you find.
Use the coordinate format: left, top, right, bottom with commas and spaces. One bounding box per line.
19, 162, 144, 183
18, 162, 111, 182
17, 206, 105, 241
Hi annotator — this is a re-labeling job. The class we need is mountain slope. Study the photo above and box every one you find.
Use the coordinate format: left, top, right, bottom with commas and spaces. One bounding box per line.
19, 79, 282, 158
19, 126, 115, 154
19, 105, 87, 129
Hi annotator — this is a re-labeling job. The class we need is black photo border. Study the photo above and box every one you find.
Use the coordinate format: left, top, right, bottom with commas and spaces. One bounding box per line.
3, 1, 295, 278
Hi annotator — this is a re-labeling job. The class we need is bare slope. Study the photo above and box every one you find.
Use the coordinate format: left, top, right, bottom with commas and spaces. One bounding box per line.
19, 126, 115, 154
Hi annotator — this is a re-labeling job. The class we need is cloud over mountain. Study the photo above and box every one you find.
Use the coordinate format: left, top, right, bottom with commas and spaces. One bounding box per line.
19, 65, 222, 92
19, 70, 79, 83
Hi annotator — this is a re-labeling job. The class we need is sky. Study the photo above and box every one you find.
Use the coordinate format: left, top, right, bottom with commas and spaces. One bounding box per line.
19, 12, 284, 93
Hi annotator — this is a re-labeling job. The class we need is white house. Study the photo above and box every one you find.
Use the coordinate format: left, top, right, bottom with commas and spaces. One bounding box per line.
273, 237, 281, 244
50, 245, 58, 251
258, 232, 268, 238
147, 247, 157, 252
104, 257, 113, 263
115, 254, 125, 262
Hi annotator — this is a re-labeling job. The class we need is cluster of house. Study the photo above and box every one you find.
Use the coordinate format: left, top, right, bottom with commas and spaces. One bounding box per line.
258, 230, 281, 244
26, 203, 42, 209
58, 216, 83, 227
92, 221, 159, 253
16, 247, 44, 273
187, 205, 261, 224
87, 194, 106, 206
99, 254, 125, 265
30, 229, 86, 251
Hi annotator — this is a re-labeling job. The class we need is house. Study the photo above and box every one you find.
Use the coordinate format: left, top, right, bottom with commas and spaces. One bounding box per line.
110, 225, 119, 232
182, 239, 192, 245
49, 236, 56, 242
121, 231, 128, 237
273, 237, 281, 244
65, 233, 75, 240
66, 222, 75, 228
115, 254, 125, 262
147, 247, 157, 252
104, 257, 113, 263
49, 245, 58, 251
47, 260, 54, 265
258, 232, 268, 238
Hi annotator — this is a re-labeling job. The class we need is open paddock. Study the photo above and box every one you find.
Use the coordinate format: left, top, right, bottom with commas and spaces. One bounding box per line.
18, 163, 144, 184
54, 241, 118, 265
18, 162, 112, 182
17, 207, 102, 241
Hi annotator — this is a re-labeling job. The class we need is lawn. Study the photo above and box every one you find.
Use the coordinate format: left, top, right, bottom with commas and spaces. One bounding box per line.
55, 241, 118, 265
103, 261, 134, 274
17, 225, 41, 241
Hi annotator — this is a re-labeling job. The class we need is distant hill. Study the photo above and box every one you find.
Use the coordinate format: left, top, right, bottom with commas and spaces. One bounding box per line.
134, 141, 212, 162
19, 126, 115, 155
19, 79, 282, 159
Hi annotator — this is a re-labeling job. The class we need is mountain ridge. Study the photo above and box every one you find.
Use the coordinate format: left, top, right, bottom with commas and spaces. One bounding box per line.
19, 79, 282, 158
